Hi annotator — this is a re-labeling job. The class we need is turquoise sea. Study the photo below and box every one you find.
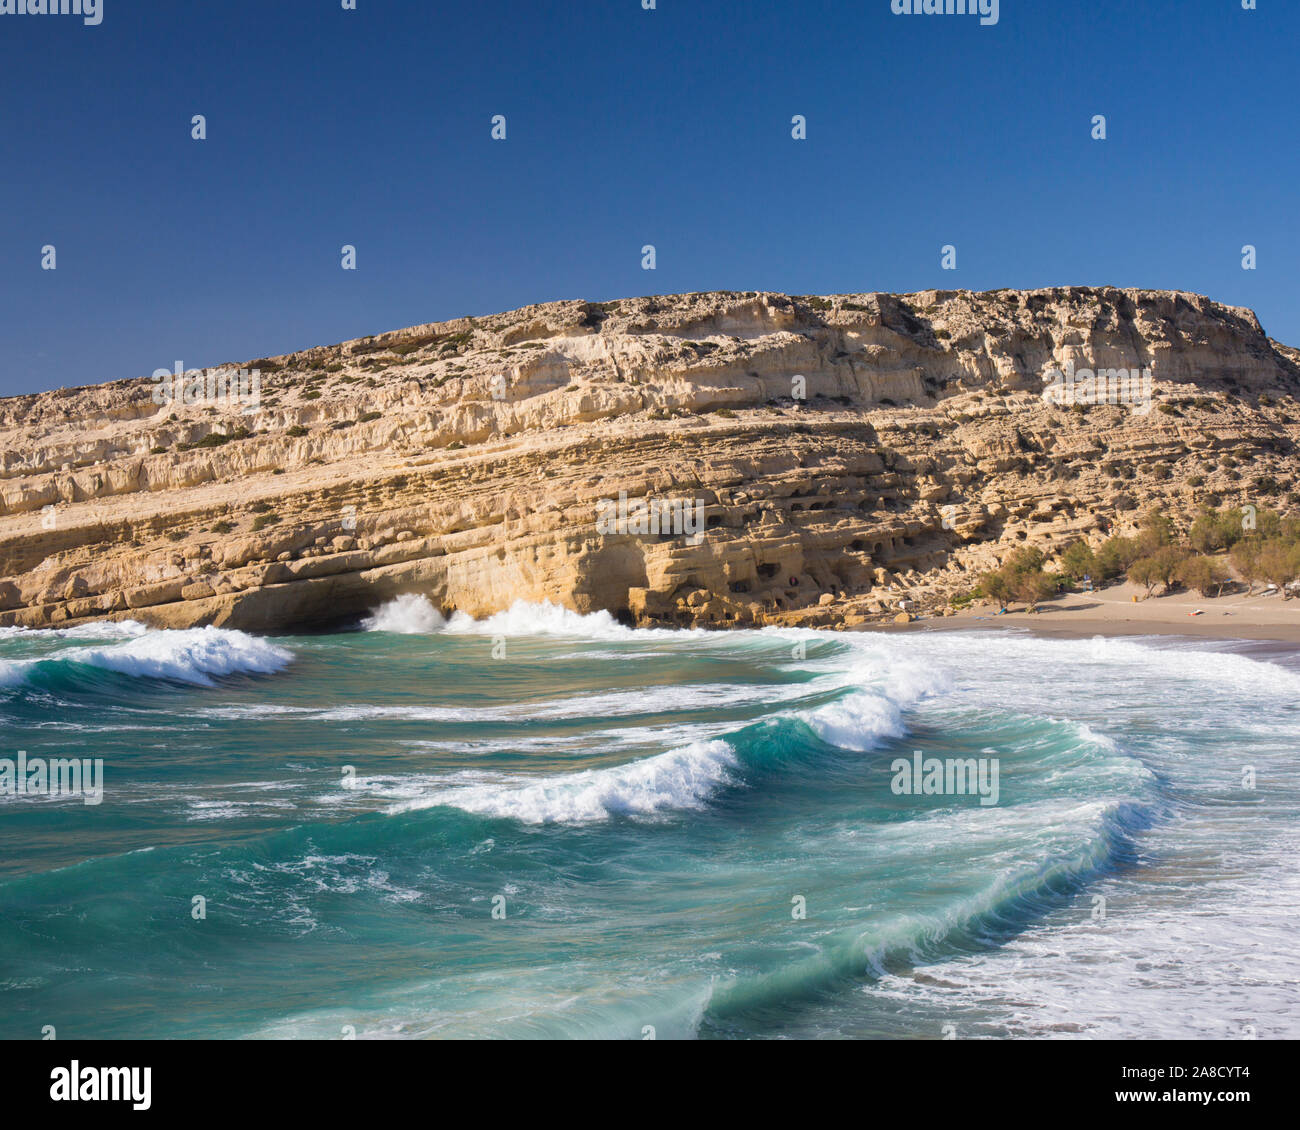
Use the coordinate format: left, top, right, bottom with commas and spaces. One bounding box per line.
1, 597, 1297, 1039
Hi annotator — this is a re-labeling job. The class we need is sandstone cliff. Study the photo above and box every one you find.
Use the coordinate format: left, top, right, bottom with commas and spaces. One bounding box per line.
2, 287, 1297, 632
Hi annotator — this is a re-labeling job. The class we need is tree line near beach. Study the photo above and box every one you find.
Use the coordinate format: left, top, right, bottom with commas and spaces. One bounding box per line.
975, 505, 1300, 612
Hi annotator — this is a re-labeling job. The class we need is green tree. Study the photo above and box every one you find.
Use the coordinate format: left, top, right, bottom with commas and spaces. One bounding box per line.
1059, 540, 1097, 583
1095, 535, 1138, 580
1147, 545, 1190, 593
1128, 555, 1162, 597
1012, 568, 1057, 612
1256, 539, 1300, 596
1231, 539, 1262, 594
1217, 507, 1250, 549
1255, 507, 1284, 539
1188, 509, 1227, 554
1133, 509, 1175, 557
1003, 546, 1046, 579
980, 570, 1011, 613
1178, 554, 1229, 598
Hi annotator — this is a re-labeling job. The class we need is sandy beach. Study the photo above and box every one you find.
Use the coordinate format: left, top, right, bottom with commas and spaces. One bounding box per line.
904, 581, 1300, 647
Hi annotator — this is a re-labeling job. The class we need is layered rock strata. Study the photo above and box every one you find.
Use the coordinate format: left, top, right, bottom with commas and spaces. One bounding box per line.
2, 287, 1297, 631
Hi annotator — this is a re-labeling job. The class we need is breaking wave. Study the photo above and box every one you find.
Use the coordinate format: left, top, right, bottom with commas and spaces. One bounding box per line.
0, 626, 293, 689
384, 739, 740, 824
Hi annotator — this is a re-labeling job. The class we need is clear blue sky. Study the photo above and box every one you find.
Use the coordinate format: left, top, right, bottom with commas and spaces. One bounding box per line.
1, 0, 1294, 398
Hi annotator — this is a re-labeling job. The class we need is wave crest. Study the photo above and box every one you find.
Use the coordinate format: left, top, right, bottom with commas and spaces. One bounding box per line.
0, 625, 293, 689
383, 739, 739, 824
362, 594, 446, 634
363, 595, 631, 639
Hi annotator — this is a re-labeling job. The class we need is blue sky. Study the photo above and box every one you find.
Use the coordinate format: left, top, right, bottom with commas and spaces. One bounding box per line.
0, 0, 1294, 397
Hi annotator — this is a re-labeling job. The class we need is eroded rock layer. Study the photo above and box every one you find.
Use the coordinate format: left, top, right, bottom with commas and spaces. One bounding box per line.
2, 287, 1298, 631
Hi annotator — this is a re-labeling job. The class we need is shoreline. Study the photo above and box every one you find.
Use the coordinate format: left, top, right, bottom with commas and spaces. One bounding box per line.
875, 582, 1300, 648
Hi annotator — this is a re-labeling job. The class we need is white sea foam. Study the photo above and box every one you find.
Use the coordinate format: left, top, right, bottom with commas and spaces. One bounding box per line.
191, 704, 312, 719
896, 629, 1300, 705
442, 600, 630, 639
867, 828, 1300, 1039
0, 626, 293, 688
362, 593, 446, 634
789, 654, 950, 751
384, 739, 739, 824
186, 799, 298, 821
362, 594, 631, 639
0, 620, 149, 642
363, 594, 720, 641
198, 680, 814, 724
801, 690, 908, 751
397, 721, 732, 756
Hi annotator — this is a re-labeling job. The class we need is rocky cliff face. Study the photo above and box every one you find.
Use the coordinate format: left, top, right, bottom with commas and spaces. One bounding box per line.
3, 287, 1298, 632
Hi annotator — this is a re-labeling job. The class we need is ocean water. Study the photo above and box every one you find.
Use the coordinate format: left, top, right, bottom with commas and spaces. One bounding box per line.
1, 598, 1297, 1040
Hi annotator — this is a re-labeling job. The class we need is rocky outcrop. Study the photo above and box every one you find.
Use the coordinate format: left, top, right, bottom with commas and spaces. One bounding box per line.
2, 287, 1298, 631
